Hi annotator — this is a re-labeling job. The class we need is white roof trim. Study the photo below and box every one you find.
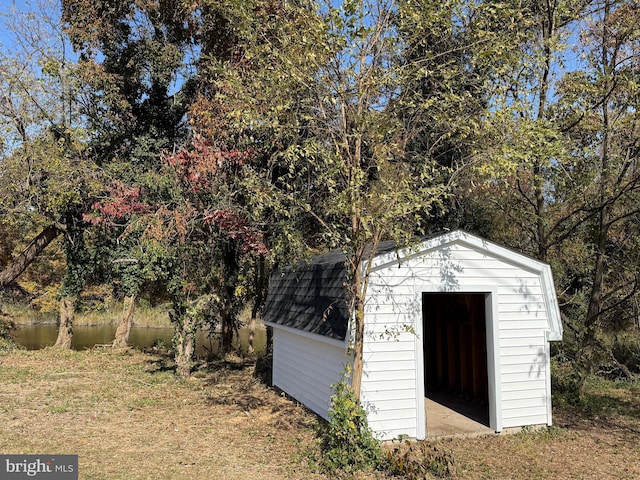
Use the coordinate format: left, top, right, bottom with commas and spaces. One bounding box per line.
264, 320, 349, 348
366, 230, 563, 341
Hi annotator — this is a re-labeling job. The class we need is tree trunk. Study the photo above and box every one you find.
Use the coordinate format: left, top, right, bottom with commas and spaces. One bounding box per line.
266, 325, 273, 355
350, 263, 366, 400
532, 6, 554, 263
248, 255, 266, 355
578, 8, 613, 390
247, 315, 257, 355
351, 301, 365, 400
0, 225, 61, 288
220, 312, 234, 354
54, 295, 76, 349
578, 204, 611, 390
112, 294, 136, 347
175, 315, 196, 378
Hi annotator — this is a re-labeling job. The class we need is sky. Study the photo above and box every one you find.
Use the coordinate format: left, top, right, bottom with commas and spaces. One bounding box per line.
0, 0, 64, 51
0, 0, 76, 156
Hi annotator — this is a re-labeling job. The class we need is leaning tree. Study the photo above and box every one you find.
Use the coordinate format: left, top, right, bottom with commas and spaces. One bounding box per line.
0, 0, 101, 347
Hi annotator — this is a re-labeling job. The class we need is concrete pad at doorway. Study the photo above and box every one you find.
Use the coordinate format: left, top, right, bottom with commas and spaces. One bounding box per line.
425, 394, 494, 438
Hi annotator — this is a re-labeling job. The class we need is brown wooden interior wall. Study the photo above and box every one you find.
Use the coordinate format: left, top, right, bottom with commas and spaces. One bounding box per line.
423, 293, 488, 404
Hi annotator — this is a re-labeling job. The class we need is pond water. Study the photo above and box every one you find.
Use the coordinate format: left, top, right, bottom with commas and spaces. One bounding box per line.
14, 323, 266, 357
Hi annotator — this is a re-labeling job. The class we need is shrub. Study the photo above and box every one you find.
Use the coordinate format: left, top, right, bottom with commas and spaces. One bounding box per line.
0, 315, 15, 339
316, 378, 387, 476
253, 351, 272, 386
551, 357, 583, 407
612, 334, 640, 375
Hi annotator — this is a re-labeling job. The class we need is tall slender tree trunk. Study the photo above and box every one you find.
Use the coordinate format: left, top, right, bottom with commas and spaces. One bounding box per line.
351, 293, 366, 401
247, 315, 257, 355
533, 6, 554, 263
350, 254, 366, 400
266, 325, 273, 355
349, 235, 381, 401
578, 206, 610, 390
248, 255, 266, 355
112, 294, 136, 347
54, 295, 76, 349
579, 5, 613, 389
220, 311, 234, 354
175, 314, 196, 378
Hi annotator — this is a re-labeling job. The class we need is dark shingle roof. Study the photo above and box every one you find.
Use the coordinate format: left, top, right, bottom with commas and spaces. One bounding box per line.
262, 238, 415, 341
263, 252, 349, 340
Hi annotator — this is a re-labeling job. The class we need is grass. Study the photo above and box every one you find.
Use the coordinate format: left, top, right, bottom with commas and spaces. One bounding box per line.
433, 376, 640, 479
77, 302, 171, 328
0, 348, 638, 479
0, 348, 328, 480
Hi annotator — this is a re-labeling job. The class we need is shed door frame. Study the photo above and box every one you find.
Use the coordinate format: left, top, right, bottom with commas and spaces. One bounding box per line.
414, 285, 502, 439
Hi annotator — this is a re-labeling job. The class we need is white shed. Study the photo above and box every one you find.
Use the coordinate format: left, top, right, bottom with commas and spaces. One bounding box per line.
263, 230, 563, 440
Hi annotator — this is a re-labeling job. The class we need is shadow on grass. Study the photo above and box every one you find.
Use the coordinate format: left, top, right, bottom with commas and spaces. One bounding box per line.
584, 392, 640, 420
197, 356, 267, 411
554, 380, 640, 440
136, 350, 315, 430
141, 346, 176, 374
193, 354, 318, 432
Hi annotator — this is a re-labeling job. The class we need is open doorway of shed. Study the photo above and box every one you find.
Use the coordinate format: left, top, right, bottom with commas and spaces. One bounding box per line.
422, 292, 491, 436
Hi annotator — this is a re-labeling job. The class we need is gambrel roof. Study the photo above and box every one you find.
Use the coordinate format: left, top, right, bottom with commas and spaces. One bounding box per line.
263, 253, 348, 340
263, 238, 407, 341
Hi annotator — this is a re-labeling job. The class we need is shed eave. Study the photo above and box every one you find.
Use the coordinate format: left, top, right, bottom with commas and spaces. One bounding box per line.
541, 265, 564, 341
264, 320, 349, 348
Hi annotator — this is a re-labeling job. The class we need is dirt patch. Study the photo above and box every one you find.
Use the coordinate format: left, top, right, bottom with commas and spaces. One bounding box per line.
0, 348, 638, 479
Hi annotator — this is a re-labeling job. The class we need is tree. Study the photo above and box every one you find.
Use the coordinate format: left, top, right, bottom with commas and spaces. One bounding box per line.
82, 182, 152, 347
61, 0, 197, 168
206, 0, 525, 398
470, 0, 640, 380
65, 0, 281, 370
61, 0, 202, 347
54, 210, 91, 347
393, 0, 535, 234
0, 226, 62, 289
558, 0, 640, 381
164, 137, 269, 373
182, 0, 324, 361
1, 2, 64, 291
0, 0, 99, 343
468, 0, 590, 254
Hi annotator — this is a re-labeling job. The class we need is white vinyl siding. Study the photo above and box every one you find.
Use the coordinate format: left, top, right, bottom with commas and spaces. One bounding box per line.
271, 328, 346, 420
361, 321, 419, 440
498, 329, 550, 428
364, 240, 555, 436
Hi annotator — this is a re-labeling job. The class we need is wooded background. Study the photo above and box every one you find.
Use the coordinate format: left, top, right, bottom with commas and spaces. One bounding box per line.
1, 0, 639, 384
